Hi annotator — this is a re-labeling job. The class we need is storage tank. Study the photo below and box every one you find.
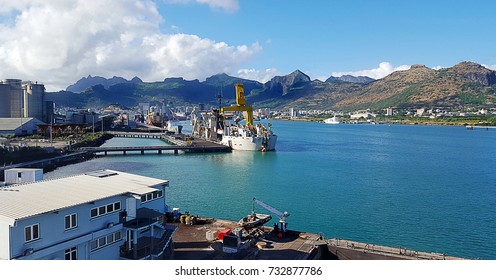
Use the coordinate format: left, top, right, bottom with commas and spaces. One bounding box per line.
23, 81, 45, 121
0, 84, 10, 117
3, 79, 23, 118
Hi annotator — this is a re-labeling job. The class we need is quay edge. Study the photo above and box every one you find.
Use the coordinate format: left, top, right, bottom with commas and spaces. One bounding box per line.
168, 218, 467, 260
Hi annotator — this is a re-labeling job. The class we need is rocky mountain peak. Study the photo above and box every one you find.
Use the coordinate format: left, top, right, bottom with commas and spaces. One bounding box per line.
326, 75, 375, 84
449, 61, 496, 85
66, 75, 142, 93
265, 70, 311, 95
410, 64, 427, 69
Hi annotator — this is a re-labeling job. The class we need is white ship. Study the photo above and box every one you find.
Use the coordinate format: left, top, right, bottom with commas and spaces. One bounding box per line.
191, 84, 277, 151
323, 116, 340, 124
220, 121, 277, 151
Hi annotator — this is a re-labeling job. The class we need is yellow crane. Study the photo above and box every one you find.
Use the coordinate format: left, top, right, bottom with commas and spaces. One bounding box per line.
221, 84, 254, 126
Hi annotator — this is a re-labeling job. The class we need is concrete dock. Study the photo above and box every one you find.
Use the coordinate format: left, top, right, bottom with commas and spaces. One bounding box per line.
167, 218, 466, 260
80, 133, 231, 155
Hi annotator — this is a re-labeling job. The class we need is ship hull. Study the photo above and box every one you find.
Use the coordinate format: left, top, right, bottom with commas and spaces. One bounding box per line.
221, 134, 277, 151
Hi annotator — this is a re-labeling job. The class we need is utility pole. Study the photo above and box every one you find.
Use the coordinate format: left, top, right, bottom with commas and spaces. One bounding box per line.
49, 116, 53, 146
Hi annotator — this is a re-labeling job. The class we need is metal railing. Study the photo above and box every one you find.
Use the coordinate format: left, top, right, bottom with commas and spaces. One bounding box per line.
327, 238, 465, 260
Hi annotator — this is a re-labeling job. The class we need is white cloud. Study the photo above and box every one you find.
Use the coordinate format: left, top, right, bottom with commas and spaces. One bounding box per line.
331, 62, 410, 80
432, 65, 446, 70
164, 0, 239, 12
482, 64, 496, 71
0, 0, 257, 90
236, 68, 280, 83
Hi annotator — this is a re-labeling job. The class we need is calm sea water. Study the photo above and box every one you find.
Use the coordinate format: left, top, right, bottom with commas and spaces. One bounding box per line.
46, 121, 496, 259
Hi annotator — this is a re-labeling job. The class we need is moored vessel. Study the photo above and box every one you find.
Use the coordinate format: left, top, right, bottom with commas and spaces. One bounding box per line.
191, 84, 277, 151
323, 116, 340, 124
238, 213, 272, 228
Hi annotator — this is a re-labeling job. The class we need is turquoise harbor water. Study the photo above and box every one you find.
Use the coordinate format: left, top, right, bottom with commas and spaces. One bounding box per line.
46, 121, 496, 259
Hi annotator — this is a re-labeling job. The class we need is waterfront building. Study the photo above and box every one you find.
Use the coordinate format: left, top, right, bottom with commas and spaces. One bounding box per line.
0, 117, 45, 136
350, 112, 375, 120
0, 169, 175, 260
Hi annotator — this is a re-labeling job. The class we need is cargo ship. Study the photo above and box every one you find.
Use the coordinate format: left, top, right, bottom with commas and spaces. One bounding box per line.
191, 84, 277, 151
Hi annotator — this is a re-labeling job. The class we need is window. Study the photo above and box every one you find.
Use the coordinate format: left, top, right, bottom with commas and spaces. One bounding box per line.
90, 201, 121, 218
90, 231, 122, 251
25, 224, 40, 242
65, 247, 77, 260
65, 213, 77, 230
140, 190, 164, 203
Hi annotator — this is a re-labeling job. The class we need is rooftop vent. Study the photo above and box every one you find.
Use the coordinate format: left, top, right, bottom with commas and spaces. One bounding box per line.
85, 170, 118, 178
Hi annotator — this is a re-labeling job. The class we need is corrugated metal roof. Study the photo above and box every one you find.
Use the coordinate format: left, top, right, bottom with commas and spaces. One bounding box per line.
0, 118, 36, 130
0, 169, 168, 223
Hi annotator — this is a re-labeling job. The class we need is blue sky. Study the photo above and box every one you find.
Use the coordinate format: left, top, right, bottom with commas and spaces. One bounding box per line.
1, 0, 495, 90
157, 0, 496, 79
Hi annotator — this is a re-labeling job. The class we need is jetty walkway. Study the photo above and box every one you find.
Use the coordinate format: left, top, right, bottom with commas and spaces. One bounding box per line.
80, 132, 231, 155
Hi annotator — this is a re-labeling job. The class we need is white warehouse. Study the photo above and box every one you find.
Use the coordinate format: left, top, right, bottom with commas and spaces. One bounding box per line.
0, 169, 176, 260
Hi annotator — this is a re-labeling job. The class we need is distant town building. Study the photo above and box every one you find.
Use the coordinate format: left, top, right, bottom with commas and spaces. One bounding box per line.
350, 112, 375, 120
289, 108, 298, 118
386, 107, 393, 116
415, 108, 426, 117
66, 110, 99, 125
138, 103, 150, 114
0, 169, 175, 260
255, 108, 271, 119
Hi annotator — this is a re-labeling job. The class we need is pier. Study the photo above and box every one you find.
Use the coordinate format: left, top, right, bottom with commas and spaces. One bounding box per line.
168, 218, 466, 260
466, 125, 496, 130
80, 144, 231, 155
106, 131, 166, 138
80, 133, 231, 155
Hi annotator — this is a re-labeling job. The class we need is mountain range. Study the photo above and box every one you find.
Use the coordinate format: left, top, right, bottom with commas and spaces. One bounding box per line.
46, 61, 496, 111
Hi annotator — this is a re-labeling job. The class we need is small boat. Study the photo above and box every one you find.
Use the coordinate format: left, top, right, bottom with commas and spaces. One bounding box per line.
238, 212, 272, 228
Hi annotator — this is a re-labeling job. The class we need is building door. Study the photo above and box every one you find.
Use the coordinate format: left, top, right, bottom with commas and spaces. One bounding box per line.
126, 197, 136, 222
126, 230, 134, 251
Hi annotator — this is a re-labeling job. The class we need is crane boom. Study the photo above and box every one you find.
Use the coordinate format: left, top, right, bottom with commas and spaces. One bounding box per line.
220, 84, 254, 126
253, 197, 289, 221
